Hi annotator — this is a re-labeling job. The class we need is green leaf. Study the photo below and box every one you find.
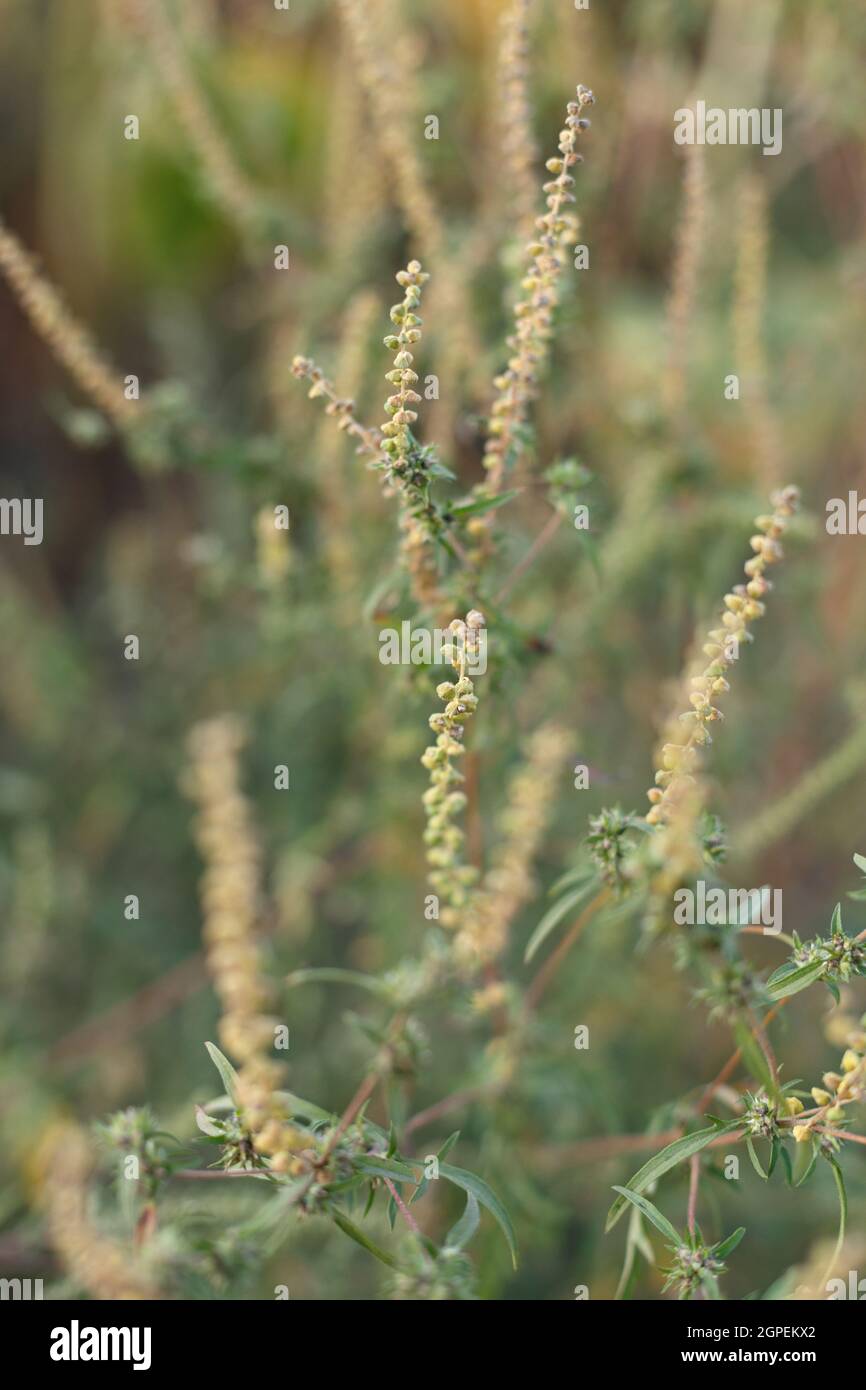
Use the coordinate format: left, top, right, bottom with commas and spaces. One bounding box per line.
610, 1187, 681, 1245
450, 489, 520, 519
437, 1131, 461, 1161
286, 967, 395, 998
331, 1211, 401, 1269
354, 1154, 420, 1184
548, 863, 596, 897
830, 902, 844, 936
194, 1105, 224, 1137
733, 1019, 775, 1095
605, 1120, 742, 1233
824, 1154, 847, 1278
614, 1199, 655, 1301
853, 853, 866, 874
438, 1163, 518, 1270
713, 1226, 746, 1260
575, 527, 602, 579
524, 881, 596, 964
765, 960, 826, 1000
745, 1136, 769, 1181
276, 1091, 335, 1125
778, 1144, 794, 1187
444, 1192, 480, 1252
793, 1139, 819, 1187
204, 1042, 240, 1105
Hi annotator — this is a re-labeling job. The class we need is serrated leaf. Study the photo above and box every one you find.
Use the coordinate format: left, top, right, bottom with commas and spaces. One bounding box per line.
605, 1120, 743, 1233
610, 1187, 681, 1245
204, 1041, 240, 1105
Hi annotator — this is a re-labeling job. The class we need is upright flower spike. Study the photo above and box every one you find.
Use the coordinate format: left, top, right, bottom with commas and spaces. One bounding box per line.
290, 355, 383, 459
421, 612, 486, 923
498, 0, 540, 246
381, 260, 429, 473
0, 216, 137, 431
481, 84, 595, 498
454, 721, 567, 973
183, 716, 306, 1175
40, 1123, 159, 1300
292, 262, 452, 608
646, 485, 801, 828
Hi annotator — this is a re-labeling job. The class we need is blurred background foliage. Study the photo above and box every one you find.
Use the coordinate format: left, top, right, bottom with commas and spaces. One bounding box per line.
1, 0, 866, 1299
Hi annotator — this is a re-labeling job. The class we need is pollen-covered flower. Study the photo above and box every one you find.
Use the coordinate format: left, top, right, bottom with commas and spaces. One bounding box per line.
480, 84, 595, 499
454, 721, 567, 972
645, 485, 801, 829
183, 716, 306, 1176
421, 614, 486, 921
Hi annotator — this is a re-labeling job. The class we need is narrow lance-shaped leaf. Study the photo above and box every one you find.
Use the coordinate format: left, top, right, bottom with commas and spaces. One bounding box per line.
444, 1192, 481, 1252
204, 1041, 240, 1106
610, 1187, 681, 1246
765, 959, 826, 1000
605, 1120, 743, 1233
438, 1162, 518, 1270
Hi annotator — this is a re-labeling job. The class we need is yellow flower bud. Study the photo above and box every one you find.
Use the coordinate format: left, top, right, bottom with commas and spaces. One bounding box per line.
842, 1050, 860, 1073
784, 1097, 804, 1116
811, 1088, 832, 1106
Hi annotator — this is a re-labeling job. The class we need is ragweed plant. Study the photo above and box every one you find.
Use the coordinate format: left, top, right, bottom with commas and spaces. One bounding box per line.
421, 612, 485, 924
479, 84, 595, 501
14, 0, 866, 1313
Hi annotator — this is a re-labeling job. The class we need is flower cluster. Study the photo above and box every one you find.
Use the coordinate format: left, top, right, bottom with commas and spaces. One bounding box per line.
662, 1241, 725, 1301
290, 354, 382, 458
790, 913, 866, 987
0, 215, 135, 431
421, 613, 486, 923
586, 806, 643, 892
40, 1122, 158, 1300
381, 260, 429, 468
645, 485, 801, 828
183, 716, 305, 1174
454, 722, 567, 971
481, 84, 595, 497
498, 0, 539, 246
792, 1019, 866, 1143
